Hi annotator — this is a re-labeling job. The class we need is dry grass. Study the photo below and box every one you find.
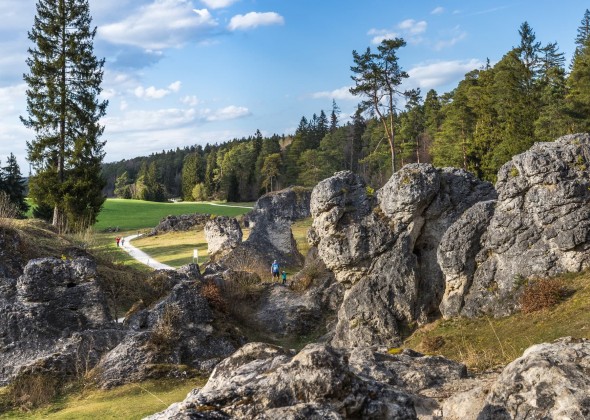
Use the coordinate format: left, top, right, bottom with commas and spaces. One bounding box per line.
200, 281, 227, 312
291, 218, 312, 256
404, 271, 590, 371
147, 304, 183, 353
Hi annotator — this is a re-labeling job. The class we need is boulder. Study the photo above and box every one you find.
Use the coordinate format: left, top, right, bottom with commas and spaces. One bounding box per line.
477, 337, 590, 419
147, 342, 467, 419
440, 133, 590, 317
219, 187, 312, 276
204, 216, 243, 259
95, 270, 244, 388
310, 168, 495, 347
149, 213, 211, 236
0, 257, 122, 386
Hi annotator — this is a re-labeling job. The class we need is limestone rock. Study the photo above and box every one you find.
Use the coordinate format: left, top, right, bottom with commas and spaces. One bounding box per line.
148, 342, 467, 419
310, 168, 495, 347
95, 276, 244, 388
478, 337, 590, 419
219, 187, 312, 276
149, 213, 211, 236
0, 257, 121, 386
204, 216, 242, 259
440, 133, 590, 317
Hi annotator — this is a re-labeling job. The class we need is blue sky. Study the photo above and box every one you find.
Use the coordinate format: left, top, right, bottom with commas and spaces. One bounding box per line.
0, 0, 587, 169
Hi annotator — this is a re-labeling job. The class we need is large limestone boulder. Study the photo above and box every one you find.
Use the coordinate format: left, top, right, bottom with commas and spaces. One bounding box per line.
0, 257, 122, 385
204, 216, 243, 259
148, 213, 210, 236
310, 168, 495, 347
219, 187, 312, 276
147, 342, 466, 419
477, 337, 590, 419
94, 268, 244, 388
439, 133, 590, 317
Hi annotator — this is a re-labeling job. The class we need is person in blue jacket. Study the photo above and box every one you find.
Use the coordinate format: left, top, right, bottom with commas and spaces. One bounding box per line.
271, 260, 280, 281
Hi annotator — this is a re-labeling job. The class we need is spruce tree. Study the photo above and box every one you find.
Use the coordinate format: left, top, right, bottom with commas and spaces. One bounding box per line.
0, 154, 29, 218
21, 0, 108, 231
566, 9, 590, 132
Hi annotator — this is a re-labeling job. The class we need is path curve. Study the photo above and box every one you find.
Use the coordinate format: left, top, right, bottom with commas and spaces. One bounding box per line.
120, 234, 174, 270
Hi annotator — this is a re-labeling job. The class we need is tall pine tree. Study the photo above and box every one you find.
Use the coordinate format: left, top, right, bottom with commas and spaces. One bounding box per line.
21, 0, 107, 232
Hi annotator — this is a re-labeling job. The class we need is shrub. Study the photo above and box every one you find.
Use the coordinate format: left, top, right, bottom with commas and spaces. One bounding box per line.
420, 335, 446, 353
200, 281, 227, 312
292, 260, 324, 292
519, 278, 566, 313
4, 372, 61, 410
147, 303, 182, 353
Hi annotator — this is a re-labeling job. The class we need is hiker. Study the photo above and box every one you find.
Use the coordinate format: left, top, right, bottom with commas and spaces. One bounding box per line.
115, 236, 120, 247
271, 260, 280, 281
121, 238, 125, 246
281, 270, 287, 285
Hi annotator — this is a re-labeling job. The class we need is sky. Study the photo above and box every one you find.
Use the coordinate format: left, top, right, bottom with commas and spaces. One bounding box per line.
0, 0, 588, 170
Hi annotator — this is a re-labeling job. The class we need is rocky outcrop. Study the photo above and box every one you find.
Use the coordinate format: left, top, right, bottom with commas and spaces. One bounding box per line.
149, 213, 211, 236
440, 133, 590, 317
309, 168, 495, 347
95, 266, 244, 388
0, 257, 122, 386
219, 187, 312, 276
204, 216, 242, 259
147, 342, 467, 419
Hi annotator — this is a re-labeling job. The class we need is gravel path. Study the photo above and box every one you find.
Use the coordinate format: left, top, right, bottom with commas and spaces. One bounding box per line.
120, 234, 174, 270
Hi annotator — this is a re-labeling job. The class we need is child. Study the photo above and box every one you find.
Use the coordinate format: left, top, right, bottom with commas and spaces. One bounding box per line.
281, 270, 287, 285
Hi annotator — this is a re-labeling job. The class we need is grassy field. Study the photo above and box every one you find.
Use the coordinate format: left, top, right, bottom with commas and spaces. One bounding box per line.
94, 199, 253, 232
403, 271, 590, 371
0, 379, 203, 419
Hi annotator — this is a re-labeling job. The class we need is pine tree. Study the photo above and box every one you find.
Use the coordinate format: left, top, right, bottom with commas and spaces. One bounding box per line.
0, 154, 29, 218
566, 9, 590, 132
21, 0, 107, 231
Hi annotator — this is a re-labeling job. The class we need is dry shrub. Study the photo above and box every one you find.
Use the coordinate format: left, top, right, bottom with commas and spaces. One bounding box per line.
420, 335, 446, 353
201, 281, 227, 312
148, 303, 182, 352
519, 278, 567, 313
0, 192, 19, 227
4, 372, 61, 411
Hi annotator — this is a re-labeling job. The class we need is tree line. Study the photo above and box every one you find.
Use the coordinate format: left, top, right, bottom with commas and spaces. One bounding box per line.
104, 10, 590, 202
16, 1, 590, 230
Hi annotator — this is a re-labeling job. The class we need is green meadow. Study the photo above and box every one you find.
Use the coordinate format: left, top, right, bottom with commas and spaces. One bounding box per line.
94, 199, 253, 232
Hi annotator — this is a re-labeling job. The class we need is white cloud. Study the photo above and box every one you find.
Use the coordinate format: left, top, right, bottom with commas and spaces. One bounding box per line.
431, 7, 445, 15
181, 95, 200, 106
200, 0, 239, 9
408, 59, 484, 89
228, 12, 284, 31
98, 0, 218, 50
311, 86, 355, 101
134, 81, 182, 99
206, 105, 250, 121
369, 19, 427, 45
0, 84, 30, 169
398, 19, 427, 35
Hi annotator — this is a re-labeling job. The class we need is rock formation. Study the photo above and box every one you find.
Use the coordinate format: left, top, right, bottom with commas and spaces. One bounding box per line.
0, 257, 122, 385
439, 133, 590, 317
94, 266, 244, 388
149, 213, 211, 236
218, 187, 312, 276
309, 167, 495, 347
204, 216, 243, 259
147, 342, 467, 419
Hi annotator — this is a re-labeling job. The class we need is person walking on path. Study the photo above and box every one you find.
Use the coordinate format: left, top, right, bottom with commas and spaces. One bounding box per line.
281, 270, 287, 285
115, 236, 121, 247
271, 260, 280, 281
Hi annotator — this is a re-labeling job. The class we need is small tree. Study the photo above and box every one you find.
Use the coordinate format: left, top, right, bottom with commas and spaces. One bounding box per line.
350, 38, 417, 173
0, 153, 29, 218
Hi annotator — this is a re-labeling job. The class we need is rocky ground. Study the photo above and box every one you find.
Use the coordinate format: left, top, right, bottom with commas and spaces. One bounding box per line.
1, 134, 590, 418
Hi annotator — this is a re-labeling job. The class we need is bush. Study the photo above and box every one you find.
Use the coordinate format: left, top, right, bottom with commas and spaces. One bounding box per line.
147, 303, 182, 353
200, 281, 227, 312
292, 260, 324, 292
4, 372, 61, 411
519, 278, 567, 313
420, 335, 446, 353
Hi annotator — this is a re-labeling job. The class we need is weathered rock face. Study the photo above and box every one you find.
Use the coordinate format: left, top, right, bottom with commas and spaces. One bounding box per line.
0, 226, 25, 279
204, 216, 242, 259
477, 337, 590, 419
147, 342, 467, 419
95, 267, 244, 388
219, 187, 312, 276
310, 168, 495, 347
0, 257, 122, 385
440, 133, 590, 317
149, 213, 211, 236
